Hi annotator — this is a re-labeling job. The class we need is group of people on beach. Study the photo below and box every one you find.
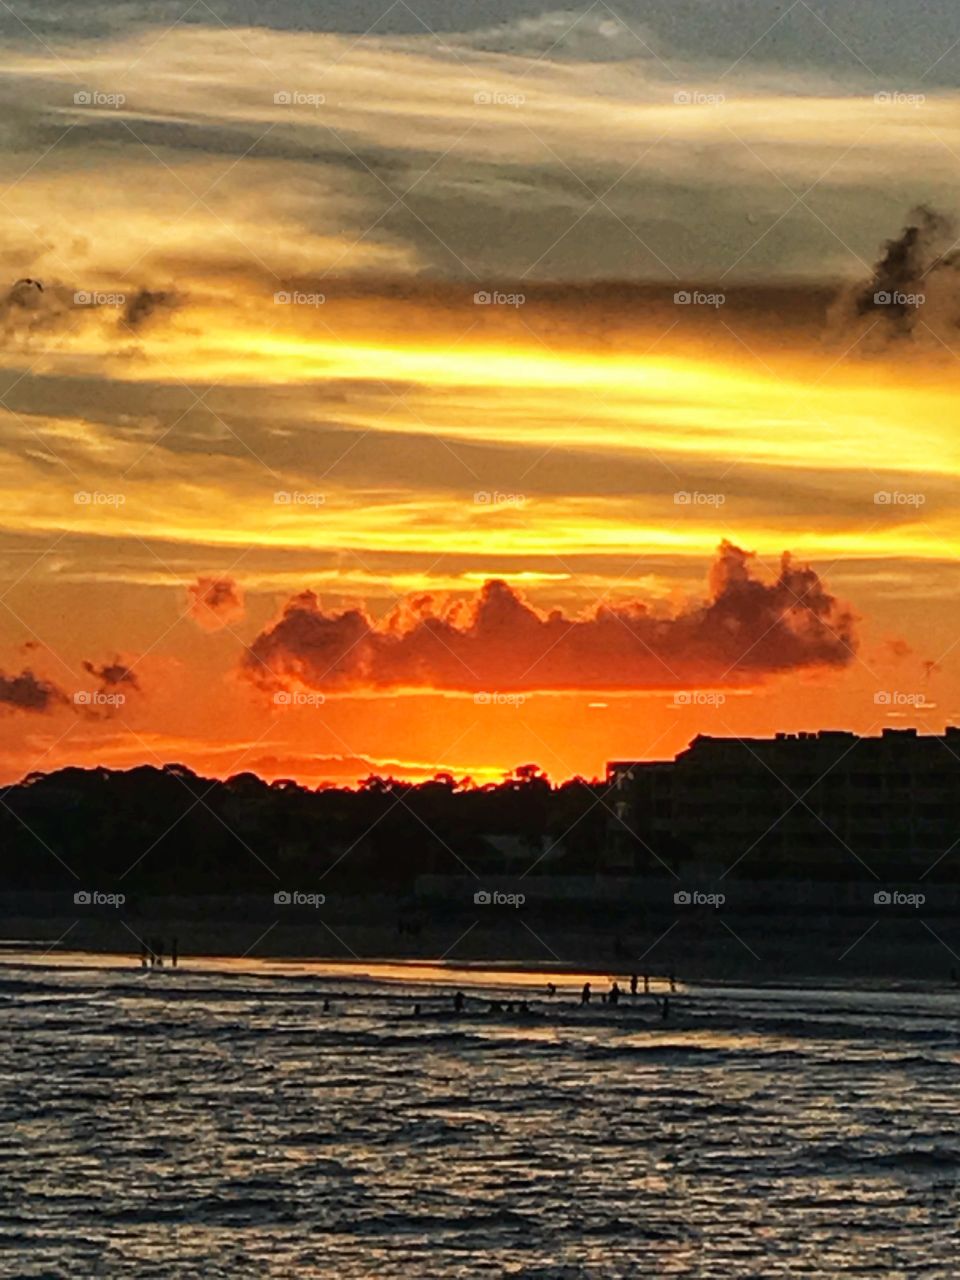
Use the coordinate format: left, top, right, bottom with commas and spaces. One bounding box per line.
440, 972, 677, 1019
580, 972, 675, 1019
577, 972, 674, 1009
139, 937, 178, 968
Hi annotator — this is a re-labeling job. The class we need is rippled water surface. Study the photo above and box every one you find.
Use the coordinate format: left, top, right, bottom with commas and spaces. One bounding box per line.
2, 955, 959, 1277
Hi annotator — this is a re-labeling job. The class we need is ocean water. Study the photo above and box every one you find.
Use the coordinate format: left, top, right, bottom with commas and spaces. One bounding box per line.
1, 954, 958, 1278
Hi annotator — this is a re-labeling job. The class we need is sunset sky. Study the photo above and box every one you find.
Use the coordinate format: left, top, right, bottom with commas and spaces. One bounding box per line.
0, 0, 958, 785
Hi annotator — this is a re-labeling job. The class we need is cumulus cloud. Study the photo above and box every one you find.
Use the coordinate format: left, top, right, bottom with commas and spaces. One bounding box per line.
242, 542, 857, 695
188, 576, 245, 630
0, 669, 68, 713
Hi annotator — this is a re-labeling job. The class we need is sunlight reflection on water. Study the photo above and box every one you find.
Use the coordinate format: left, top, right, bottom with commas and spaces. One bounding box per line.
1, 956, 958, 1277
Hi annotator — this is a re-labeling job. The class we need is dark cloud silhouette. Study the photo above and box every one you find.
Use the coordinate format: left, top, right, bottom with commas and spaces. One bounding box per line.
0, 659, 140, 716
0, 276, 180, 345
0, 668, 68, 713
836, 205, 960, 342
82, 659, 140, 691
0, 276, 71, 338
73, 658, 140, 720
242, 542, 857, 695
122, 288, 177, 330
188, 576, 245, 630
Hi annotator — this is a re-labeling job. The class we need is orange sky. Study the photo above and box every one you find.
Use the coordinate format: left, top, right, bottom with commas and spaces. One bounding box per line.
0, 9, 957, 785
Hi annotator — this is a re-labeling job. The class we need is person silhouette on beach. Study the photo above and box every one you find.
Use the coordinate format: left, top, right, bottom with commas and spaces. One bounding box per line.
581, 982, 591, 1005
609, 981, 621, 1006
453, 990, 465, 1013
547, 982, 556, 997
629, 974, 638, 997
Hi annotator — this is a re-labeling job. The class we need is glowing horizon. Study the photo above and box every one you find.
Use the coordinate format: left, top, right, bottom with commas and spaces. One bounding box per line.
0, 4, 957, 787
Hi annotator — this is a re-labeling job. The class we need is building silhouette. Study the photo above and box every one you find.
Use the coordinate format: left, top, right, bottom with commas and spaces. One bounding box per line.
607, 727, 960, 875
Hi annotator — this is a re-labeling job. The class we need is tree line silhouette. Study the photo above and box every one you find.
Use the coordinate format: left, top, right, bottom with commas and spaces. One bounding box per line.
0, 764, 615, 893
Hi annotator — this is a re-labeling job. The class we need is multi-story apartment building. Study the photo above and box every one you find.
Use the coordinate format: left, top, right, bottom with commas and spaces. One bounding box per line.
607, 728, 960, 874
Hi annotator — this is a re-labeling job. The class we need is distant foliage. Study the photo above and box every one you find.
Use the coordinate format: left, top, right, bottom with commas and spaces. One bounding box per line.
0, 765, 609, 893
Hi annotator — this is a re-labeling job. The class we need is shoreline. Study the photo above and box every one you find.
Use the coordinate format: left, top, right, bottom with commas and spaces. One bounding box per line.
0, 912, 954, 982
2, 945, 958, 998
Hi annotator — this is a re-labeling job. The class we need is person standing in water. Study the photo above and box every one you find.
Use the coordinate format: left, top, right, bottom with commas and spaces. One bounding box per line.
609, 981, 621, 1006
581, 982, 591, 1005
629, 974, 638, 997
453, 990, 465, 1013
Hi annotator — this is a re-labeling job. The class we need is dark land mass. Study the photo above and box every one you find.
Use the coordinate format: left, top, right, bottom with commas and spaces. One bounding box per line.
0, 764, 956, 984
